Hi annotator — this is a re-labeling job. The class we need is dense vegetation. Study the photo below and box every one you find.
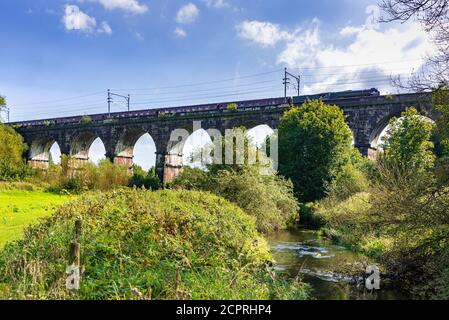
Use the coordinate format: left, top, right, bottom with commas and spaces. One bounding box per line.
172, 165, 298, 233
0, 123, 28, 181
307, 103, 449, 299
278, 99, 356, 202
0, 189, 310, 300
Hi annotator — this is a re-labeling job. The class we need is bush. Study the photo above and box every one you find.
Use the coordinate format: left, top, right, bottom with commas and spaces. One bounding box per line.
328, 163, 369, 201
43, 158, 130, 194
0, 189, 310, 300
0, 124, 28, 181
129, 166, 161, 190
172, 166, 299, 233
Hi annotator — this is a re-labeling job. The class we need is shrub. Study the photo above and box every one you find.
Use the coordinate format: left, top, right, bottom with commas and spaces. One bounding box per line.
0, 124, 28, 181
43, 158, 130, 194
129, 166, 161, 190
172, 166, 299, 233
227, 103, 238, 111
0, 189, 310, 300
328, 163, 369, 201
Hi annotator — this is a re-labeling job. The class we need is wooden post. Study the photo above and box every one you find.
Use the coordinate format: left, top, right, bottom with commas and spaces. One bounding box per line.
69, 220, 82, 267
69, 242, 80, 267
75, 219, 82, 242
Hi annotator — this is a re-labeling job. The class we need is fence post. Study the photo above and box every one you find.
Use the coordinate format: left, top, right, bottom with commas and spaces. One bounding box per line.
66, 220, 82, 291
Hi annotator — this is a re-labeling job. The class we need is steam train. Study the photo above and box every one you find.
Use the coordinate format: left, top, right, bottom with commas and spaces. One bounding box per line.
11, 88, 380, 127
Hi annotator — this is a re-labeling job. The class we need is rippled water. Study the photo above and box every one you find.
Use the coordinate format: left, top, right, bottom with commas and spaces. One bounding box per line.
266, 228, 408, 300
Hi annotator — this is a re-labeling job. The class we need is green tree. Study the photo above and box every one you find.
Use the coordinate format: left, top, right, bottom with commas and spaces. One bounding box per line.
0, 96, 6, 123
432, 88, 449, 159
381, 107, 435, 171
278, 99, 354, 202
0, 124, 27, 180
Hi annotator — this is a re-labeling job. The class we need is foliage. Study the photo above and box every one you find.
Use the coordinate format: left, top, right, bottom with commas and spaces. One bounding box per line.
227, 103, 238, 111
432, 88, 449, 159
380, 107, 436, 171
0, 189, 310, 300
129, 166, 161, 190
0, 95, 5, 122
42, 157, 130, 194
172, 165, 299, 233
81, 115, 92, 125
327, 162, 369, 201
0, 124, 28, 181
315, 150, 449, 298
278, 99, 355, 202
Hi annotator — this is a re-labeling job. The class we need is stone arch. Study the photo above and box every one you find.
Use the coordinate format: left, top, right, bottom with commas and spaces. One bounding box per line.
115, 128, 157, 170
29, 136, 58, 169
370, 112, 435, 150
70, 132, 105, 166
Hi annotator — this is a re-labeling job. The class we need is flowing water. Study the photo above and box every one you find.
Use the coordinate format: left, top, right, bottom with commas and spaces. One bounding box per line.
266, 228, 408, 300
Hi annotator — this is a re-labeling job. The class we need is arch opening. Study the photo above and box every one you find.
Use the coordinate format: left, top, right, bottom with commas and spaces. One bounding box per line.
88, 138, 106, 164
371, 115, 435, 150
247, 125, 275, 148
133, 133, 157, 171
182, 129, 213, 169
70, 132, 105, 165
49, 142, 61, 164
115, 129, 157, 170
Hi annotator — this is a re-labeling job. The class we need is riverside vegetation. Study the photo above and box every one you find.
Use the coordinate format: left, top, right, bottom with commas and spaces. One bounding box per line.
0, 101, 310, 299
280, 98, 449, 299
0, 91, 448, 299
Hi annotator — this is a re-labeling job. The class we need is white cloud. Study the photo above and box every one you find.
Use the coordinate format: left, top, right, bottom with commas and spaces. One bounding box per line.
202, 0, 229, 8
176, 3, 199, 24
237, 10, 434, 94
236, 20, 294, 47
93, 0, 148, 14
174, 27, 187, 38
63, 5, 112, 35
63, 5, 97, 33
99, 21, 112, 34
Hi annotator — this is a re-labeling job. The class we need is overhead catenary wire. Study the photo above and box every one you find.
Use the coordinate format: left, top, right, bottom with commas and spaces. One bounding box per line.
11, 77, 398, 119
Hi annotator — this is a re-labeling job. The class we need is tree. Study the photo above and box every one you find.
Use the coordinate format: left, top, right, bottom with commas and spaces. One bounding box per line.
0, 95, 5, 123
0, 123, 28, 180
278, 99, 354, 202
432, 87, 449, 158
381, 107, 436, 171
380, 0, 449, 90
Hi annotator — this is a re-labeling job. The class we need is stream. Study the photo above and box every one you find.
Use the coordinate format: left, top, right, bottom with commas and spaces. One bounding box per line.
266, 228, 408, 300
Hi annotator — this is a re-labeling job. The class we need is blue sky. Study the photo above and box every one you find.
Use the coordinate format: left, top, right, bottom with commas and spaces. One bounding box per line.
0, 0, 434, 123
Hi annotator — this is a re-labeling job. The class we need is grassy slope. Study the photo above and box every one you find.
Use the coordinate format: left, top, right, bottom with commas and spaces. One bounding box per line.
0, 190, 71, 247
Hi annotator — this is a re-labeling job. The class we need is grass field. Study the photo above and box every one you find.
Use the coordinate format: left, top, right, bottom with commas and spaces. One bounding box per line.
0, 190, 72, 248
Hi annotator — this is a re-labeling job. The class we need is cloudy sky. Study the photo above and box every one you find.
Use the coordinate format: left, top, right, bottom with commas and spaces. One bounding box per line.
0, 0, 435, 122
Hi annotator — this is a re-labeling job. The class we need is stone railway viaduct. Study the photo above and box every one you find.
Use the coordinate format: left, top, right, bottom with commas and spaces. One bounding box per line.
9, 92, 435, 182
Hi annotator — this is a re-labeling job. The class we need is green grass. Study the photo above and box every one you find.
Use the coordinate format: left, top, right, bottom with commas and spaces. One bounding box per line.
0, 190, 72, 248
